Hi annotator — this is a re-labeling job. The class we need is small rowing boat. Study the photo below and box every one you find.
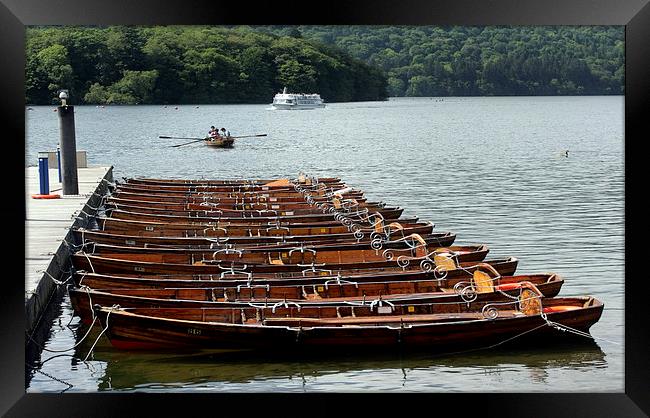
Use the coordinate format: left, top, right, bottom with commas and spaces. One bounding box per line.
93, 294, 604, 350
71, 243, 490, 274
204, 137, 234, 148
69, 267, 564, 325
72, 228, 455, 249
72, 258, 521, 288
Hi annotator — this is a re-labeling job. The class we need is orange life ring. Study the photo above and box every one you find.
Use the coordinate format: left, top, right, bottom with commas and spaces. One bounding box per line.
31, 194, 61, 199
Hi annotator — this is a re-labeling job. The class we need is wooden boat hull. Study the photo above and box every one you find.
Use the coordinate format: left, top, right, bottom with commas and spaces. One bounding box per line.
80, 232, 456, 253
122, 177, 342, 187
106, 200, 383, 214
107, 195, 370, 207
68, 275, 563, 324
73, 257, 520, 288
114, 181, 347, 195
106, 207, 405, 223
110, 190, 366, 203
96, 217, 426, 237
69, 273, 563, 324
204, 137, 235, 148
72, 243, 489, 274
72, 228, 450, 248
95, 297, 604, 350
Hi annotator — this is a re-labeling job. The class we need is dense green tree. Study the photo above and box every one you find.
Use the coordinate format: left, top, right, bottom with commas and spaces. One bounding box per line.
26, 25, 387, 104
25, 25, 623, 104
83, 70, 158, 104
258, 25, 624, 97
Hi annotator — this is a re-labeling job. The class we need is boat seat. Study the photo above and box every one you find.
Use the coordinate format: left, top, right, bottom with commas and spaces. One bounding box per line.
410, 234, 428, 258
374, 218, 385, 233
433, 254, 456, 271
519, 288, 542, 315
264, 179, 290, 187
472, 270, 494, 293
268, 254, 284, 265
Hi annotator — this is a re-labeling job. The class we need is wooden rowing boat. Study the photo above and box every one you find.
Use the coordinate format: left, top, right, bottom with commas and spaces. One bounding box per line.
204, 137, 235, 148
105, 198, 382, 214
94, 217, 427, 238
82, 239, 478, 261
69, 269, 564, 325
93, 295, 604, 350
105, 207, 405, 223
108, 189, 366, 204
72, 228, 452, 248
75, 230, 456, 250
72, 242, 489, 274
122, 176, 342, 187
106, 195, 370, 207
113, 180, 347, 194
72, 257, 520, 288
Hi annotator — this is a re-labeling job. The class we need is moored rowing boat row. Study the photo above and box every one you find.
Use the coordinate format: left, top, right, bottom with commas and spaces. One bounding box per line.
66, 173, 603, 352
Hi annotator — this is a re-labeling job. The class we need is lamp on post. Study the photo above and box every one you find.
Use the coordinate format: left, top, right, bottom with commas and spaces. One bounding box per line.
57, 89, 79, 195
59, 90, 69, 106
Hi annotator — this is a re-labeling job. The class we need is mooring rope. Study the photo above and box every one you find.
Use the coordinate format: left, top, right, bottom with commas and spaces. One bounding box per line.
81, 285, 96, 323
81, 251, 96, 273
39, 270, 74, 287
540, 312, 622, 346
83, 305, 118, 362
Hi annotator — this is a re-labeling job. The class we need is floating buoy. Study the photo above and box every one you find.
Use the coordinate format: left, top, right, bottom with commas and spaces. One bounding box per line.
31, 194, 61, 199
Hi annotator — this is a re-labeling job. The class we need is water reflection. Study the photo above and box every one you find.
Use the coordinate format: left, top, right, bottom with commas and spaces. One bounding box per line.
79, 342, 606, 391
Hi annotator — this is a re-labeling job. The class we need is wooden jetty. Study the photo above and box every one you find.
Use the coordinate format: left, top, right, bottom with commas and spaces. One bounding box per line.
25, 165, 113, 337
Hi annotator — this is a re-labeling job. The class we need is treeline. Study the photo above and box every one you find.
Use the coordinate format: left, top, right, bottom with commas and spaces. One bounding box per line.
25, 26, 388, 105
258, 25, 625, 96
26, 25, 624, 104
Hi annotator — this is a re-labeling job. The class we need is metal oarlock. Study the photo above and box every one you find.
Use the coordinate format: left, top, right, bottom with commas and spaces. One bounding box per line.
211, 248, 243, 259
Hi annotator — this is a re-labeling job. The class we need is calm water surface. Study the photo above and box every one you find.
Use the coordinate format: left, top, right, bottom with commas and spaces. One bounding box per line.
25, 96, 624, 392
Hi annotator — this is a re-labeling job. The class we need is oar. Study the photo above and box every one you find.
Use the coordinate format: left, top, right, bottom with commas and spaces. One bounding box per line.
170, 139, 207, 148
159, 135, 205, 140
230, 134, 268, 139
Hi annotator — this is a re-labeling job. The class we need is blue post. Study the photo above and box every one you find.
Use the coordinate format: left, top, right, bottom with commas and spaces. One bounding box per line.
57, 146, 62, 183
37, 153, 50, 195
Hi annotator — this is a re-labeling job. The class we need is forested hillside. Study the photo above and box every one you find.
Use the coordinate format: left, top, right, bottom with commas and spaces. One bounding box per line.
25, 26, 387, 105
26, 25, 624, 105
260, 26, 625, 96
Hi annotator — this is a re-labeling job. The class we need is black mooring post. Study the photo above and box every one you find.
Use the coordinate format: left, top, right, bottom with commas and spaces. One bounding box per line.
57, 103, 79, 195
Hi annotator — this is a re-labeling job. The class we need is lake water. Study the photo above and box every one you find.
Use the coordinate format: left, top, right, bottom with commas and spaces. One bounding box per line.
25, 96, 624, 392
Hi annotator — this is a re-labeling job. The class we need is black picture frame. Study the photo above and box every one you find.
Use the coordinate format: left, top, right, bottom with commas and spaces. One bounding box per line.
4, 0, 647, 416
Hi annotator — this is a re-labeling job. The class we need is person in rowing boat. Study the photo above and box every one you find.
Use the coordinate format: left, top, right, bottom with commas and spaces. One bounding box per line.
220, 128, 230, 138
208, 126, 220, 140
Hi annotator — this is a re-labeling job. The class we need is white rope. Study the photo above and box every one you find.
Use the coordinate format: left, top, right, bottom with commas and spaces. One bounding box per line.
81, 252, 96, 273
541, 313, 621, 345
80, 285, 96, 323
83, 305, 118, 361
39, 270, 74, 287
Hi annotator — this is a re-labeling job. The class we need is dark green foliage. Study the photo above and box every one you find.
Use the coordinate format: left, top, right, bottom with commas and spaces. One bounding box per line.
259, 25, 624, 96
25, 26, 388, 105
25, 25, 624, 104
